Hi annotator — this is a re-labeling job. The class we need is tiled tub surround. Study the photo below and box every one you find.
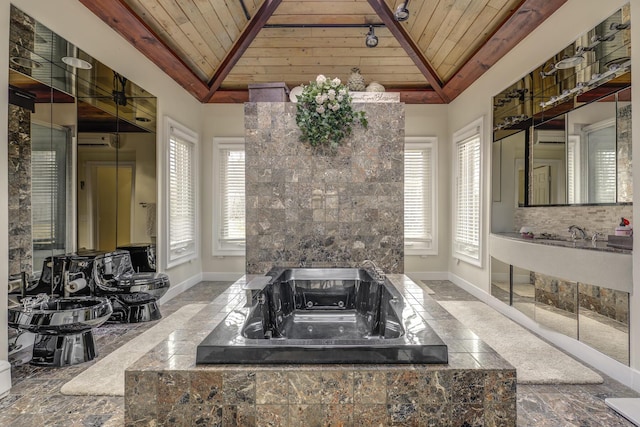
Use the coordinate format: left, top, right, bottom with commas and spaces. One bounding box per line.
513, 204, 633, 238
244, 102, 405, 275
124, 275, 517, 426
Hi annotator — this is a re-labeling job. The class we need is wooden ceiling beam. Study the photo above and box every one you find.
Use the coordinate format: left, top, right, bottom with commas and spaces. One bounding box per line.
208, 89, 442, 104
366, 0, 447, 103
78, 0, 210, 100
442, 0, 569, 102
204, 0, 283, 103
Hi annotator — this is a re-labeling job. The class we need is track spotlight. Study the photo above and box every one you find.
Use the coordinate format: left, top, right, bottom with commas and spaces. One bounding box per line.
394, 0, 409, 22
365, 25, 378, 48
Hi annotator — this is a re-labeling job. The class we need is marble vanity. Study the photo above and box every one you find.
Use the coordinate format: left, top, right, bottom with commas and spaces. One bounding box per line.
490, 232, 632, 365
490, 233, 632, 293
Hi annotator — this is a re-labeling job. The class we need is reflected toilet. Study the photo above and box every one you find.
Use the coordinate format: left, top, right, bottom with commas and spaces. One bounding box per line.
8, 295, 113, 366
91, 250, 170, 323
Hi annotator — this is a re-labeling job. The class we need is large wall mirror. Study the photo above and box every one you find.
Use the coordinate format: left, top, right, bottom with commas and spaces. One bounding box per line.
492, 5, 631, 208
7, 6, 158, 286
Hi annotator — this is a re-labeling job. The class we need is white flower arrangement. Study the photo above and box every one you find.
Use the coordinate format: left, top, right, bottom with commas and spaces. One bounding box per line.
295, 74, 367, 148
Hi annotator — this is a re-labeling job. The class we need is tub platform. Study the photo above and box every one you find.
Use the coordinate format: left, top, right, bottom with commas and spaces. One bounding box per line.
125, 275, 516, 426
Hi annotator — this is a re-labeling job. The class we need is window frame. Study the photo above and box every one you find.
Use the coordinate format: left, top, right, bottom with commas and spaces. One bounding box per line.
404, 136, 438, 256
212, 137, 246, 257
452, 117, 483, 267
164, 117, 199, 269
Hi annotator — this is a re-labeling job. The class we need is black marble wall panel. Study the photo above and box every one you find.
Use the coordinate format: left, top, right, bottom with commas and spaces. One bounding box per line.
244, 102, 405, 274
8, 105, 33, 276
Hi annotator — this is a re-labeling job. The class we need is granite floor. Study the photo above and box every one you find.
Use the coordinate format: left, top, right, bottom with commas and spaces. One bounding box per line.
2, 279, 638, 426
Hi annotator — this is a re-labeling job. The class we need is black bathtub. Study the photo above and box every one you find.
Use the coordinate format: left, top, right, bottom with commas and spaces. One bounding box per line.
196, 267, 448, 364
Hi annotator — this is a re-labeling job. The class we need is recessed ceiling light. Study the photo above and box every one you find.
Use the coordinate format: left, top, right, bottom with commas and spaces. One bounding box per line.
10, 56, 42, 69
62, 56, 92, 69
135, 116, 152, 123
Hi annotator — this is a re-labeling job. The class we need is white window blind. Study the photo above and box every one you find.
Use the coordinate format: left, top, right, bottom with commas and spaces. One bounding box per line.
31, 150, 57, 244
567, 136, 580, 204
31, 123, 68, 251
587, 125, 616, 203
167, 121, 198, 267
220, 149, 245, 243
404, 138, 436, 255
213, 138, 245, 256
453, 120, 482, 265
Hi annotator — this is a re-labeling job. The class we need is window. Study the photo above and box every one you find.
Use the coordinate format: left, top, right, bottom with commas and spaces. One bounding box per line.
166, 118, 198, 267
585, 121, 616, 203
404, 137, 437, 255
31, 123, 68, 251
213, 137, 245, 256
453, 118, 483, 266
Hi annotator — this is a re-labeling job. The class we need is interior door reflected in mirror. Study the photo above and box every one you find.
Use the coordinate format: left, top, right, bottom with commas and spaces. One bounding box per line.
531, 116, 567, 205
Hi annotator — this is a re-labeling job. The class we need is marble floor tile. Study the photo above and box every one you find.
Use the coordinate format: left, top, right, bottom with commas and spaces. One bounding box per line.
3, 279, 638, 426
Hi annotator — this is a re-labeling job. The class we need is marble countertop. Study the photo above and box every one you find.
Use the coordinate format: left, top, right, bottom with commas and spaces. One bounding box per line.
493, 232, 631, 254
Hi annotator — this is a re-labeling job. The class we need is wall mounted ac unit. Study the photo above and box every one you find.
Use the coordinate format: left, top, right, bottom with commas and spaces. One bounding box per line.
77, 133, 123, 149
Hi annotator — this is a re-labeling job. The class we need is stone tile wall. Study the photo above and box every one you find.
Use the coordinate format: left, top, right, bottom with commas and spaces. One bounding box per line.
513, 204, 633, 237
126, 366, 516, 426
244, 102, 405, 274
617, 103, 632, 203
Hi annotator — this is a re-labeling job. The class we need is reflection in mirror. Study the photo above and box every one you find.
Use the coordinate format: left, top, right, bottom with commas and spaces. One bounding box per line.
532, 272, 578, 340
491, 131, 525, 233
567, 97, 617, 204
531, 116, 567, 205
75, 69, 157, 255
578, 284, 629, 365
8, 31, 77, 280
490, 257, 511, 305
7, 6, 158, 286
616, 87, 632, 203
512, 266, 535, 320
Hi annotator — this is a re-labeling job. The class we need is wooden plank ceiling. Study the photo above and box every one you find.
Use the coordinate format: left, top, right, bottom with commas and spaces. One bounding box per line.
80, 0, 568, 103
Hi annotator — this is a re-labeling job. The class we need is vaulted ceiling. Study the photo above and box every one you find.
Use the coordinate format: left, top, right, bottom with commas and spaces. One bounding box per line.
80, 0, 568, 103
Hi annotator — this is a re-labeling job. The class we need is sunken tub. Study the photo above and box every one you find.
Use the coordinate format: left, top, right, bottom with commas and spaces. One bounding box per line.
196, 267, 448, 364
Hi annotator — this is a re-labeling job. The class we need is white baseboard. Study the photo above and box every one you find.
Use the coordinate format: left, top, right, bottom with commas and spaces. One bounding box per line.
447, 272, 640, 394
405, 271, 449, 281
158, 273, 203, 305
0, 360, 11, 400
201, 272, 244, 282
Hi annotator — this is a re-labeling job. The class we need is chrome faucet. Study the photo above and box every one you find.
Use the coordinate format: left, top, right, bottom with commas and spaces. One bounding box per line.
568, 225, 587, 241
361, 260, 385, 282
591, 232, 603, 246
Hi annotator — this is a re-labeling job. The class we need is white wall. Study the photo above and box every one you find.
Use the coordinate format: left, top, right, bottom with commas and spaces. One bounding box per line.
199, 103, 451, 278
404, 105, 450, 277
0, 0, 205, 389
448, 0, 640, 386
201, 104, 246, 278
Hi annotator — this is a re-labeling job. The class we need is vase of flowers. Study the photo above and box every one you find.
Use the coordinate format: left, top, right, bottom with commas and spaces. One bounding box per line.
295, 74, 367, 149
